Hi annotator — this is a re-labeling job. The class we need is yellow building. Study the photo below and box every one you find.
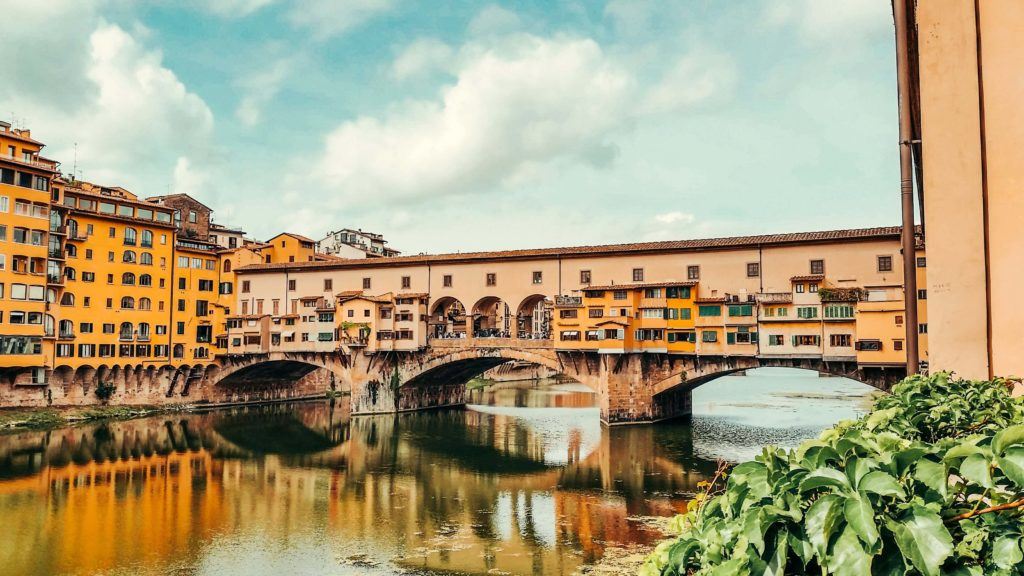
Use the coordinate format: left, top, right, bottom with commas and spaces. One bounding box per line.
263, 233, 317, 264
0, 123, 59, 384
171, 240, 220, 363
57, 183, 177, 369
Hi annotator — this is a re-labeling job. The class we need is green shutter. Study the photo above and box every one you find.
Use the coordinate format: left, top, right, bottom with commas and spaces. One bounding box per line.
751, 332, 759, 344
792, 335, 798, 346
727, 332, 736, 344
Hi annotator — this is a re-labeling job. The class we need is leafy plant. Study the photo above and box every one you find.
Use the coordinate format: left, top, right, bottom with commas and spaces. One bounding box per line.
641, 372, 1024, 576
94, 381, 117, 402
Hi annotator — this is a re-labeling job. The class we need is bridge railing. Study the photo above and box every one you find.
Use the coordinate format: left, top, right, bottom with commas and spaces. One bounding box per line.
428, 337, 554, 350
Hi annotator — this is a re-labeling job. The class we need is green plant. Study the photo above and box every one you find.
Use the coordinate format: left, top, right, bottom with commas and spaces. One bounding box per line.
642, 372, 1024, 576
94, 381, 117, 402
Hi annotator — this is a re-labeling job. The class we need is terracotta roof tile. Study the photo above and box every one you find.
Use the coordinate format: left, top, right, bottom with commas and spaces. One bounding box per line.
237, 226, 908, 274
790, 274, 825, 282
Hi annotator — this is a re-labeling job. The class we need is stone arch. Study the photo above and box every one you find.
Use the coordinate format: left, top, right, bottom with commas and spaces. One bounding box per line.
515, 294, 551, 339
400, 346, 585, 391
429, 296, 467, 339
51, 365, 74, 394
470, 296, 510, 337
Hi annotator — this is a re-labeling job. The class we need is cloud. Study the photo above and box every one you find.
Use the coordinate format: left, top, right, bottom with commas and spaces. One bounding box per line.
310, 36, 635, 206
288, 0, 397, 40
467, 5, 522, 37
766, 0, 891, 41
191, 0, 277, 17
654, 211, 695, 225
642, 50, 736, 115
0, 4, 215, 194
235, 57, 293, 126
170, 157, 208, 196
391, 38, 453, 81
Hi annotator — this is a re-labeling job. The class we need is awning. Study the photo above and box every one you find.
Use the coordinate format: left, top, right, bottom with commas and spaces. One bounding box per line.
282, 331, 294, 337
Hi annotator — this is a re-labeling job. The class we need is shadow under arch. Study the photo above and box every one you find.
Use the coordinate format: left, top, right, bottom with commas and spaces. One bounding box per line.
470, 295, 510, 337
209, 405, 345, 455
514, 294, 551, 339
215, 359, 347, 391
429, 296, 467, 338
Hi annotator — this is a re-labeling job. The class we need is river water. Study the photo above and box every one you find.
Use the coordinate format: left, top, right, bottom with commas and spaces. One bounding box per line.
0, 368, 875, 576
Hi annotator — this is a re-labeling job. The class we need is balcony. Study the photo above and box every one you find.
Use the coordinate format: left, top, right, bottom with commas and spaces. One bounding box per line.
555, 295, 583, 308
67, 231, 88, 242
49, 225, 67, 235
757, 292, 793, 304
48, 249, 64, 260
639, 297, 667, 309
0, 152, 58, 171
119, 334, 134, 342
46, 274, 63, 285
58, 331, 75, 340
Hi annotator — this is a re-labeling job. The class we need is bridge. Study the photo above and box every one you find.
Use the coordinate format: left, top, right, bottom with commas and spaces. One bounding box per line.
39, 337, 907, 426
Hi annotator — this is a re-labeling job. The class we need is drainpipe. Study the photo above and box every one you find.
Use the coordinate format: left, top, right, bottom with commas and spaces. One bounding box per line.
893, 0, 920, 374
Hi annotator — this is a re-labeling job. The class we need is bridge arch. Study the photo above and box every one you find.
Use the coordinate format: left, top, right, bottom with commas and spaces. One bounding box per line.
470, 296, 510, 337
398, 345, 588, 391
429, 296, 467, 338
515, 294, 551, 339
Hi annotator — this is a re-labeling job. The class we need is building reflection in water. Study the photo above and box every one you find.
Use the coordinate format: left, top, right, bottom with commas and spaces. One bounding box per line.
0, 385, 716, 576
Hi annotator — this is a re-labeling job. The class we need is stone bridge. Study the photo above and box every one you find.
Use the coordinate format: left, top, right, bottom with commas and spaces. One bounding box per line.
131, 338, 906, 425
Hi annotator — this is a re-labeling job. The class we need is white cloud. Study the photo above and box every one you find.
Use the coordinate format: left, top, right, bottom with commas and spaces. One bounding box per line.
193, 0, 277, 17
391, 39, 453, 81
467, 5, 522, 37
766, 0, 891, 41
654, 211, 695, 225
642, 50, 736, 115
170, 156, 208, 196
0, 4, 215, 194
235, 57, 292, 126
288, 0, 397, 40
311, 36, 634, 205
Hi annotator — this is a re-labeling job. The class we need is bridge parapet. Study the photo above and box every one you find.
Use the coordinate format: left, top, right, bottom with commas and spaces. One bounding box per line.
427, 337, 553, 350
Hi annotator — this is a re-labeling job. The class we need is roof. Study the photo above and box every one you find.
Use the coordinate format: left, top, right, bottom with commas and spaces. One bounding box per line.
790, 274, 825, 282
396, 292, 430, 299
268, 232, 316, 244
695, 297, 727, 304
584, 281, 698, 291
210, 223, 247, 234
237, 226, 908, 274
145, 193, 213, 212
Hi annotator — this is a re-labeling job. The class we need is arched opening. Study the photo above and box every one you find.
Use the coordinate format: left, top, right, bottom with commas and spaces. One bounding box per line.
515, 294, 551, 339
471, 296, 509, 338
429, 296, 467, 339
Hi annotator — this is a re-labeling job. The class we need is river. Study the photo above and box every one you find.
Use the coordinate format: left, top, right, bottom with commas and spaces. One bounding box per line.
0, 368, 876, 576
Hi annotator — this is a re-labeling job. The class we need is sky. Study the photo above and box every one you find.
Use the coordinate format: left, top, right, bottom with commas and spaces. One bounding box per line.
0, 0, 900, 255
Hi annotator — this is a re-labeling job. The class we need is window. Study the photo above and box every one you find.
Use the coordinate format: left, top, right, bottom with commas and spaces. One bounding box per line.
830, 334, 852, 347
687, 265, 700, 280
139, 298, 151, 310
124, 227, 137, 245
919, 323, 928, 334
768, 334, 784, 346
196, 300, 209, 316
288, 279, 296, 291
894, 340, 904, 351
532, 271, 543, 284
917, 289, 927, 300
613, 290, 627, 300
139, 274, 152, 286
401, 276, 411, 289
141, 230, 153, 247
189, 210, 197, 223
877, 255, 893, 272
362, 277, 371, 290
198, 279, 214, 291
580, 270, 591, 284
632, 268, 644, 282
122, 250, 136, 263
559, 331, 581, 341
856, 340, 882, 351
747, 262, 760, 277
824, 305, 854, 319
796, 306, 818, 319
560, 309, 578, 319
698, 305, 721, 317
795, 283, 805, 293
219, 282, 233, 294
486, 273, 496, 287
178, 278, 187, 290
916, 257, 926, 268
140, 252, 153, 265
728, 304, 753, 317
324, 278, 333, 291
810, 259, 824, 275
641, 308, 663, 319
443, 274, 452, 288
895, 315, 904, 326
702, 330, 718, 343
122, 272, 135, 285
121, 297, 135, 309
809, 283, 818, 293
242, 280, 251, 293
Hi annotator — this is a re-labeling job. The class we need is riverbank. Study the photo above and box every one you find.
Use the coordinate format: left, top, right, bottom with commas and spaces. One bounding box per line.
0, 404, 195, 432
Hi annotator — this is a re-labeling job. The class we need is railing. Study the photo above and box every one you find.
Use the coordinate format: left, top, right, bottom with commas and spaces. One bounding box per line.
58, 331, 75, 340
0, 152, 57, 170
429, 337, 554, 350
49, 225, 67, 235
48, 249, 63, 259
555, 295, 582, 307
46, 274, 63, 285
757, 292, 793, 303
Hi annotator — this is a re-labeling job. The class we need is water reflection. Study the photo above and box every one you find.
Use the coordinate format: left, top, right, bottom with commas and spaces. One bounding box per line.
0, 373, 871, 576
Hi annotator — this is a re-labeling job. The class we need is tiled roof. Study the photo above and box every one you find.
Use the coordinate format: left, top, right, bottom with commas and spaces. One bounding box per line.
237, 226, 907, 273
269, 232, 316, 243
584, 281, 698, 291
790, 274, 825, 282
694, 297, 727, 303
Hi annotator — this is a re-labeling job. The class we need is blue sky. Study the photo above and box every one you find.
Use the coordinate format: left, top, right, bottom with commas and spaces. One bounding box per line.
0, 0, 898, 254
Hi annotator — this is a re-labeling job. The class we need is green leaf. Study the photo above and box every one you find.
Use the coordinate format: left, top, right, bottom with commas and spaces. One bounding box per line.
743, 510, 765, 554
991, 536, 1024, 570
958, 453, 995, 489
858, 470, 906, 498
799, 467, 852, 494
787, 525, 814, 567
762, 527, 788, 576
805, 494, 844, 562
887, 505, 954, 576
996, 446, 1024, 487
993, 424, 1024, 455
914, 458, 948, 498
844, 494, 880, 548
831, 525, 873, 576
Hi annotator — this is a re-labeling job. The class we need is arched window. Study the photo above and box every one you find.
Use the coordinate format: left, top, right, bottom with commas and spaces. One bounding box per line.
44, 315, 55, 337
64, 267, 76, 280
138, 322, 151, 340
122, 272, 135, 285
141, 230, 153, 247
65, 244, 77, 258
60, 292, 75, 306
140, 252, 153, 265
173, 344, 184, 358
122, 250, 136, 263
67, 219, 79, 237
139, 274, 152, 287
223, 260, 232, 273
46, 288, 57, 303
124, 227, 137, 246
59, 319, 74, 338
120, 296, 135, 309
139, 297, 152, 310
119, 322, 134, 340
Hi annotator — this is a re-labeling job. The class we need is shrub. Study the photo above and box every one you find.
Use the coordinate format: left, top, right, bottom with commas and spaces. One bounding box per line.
94, 381, 117, 402
641, 372, 1024, 576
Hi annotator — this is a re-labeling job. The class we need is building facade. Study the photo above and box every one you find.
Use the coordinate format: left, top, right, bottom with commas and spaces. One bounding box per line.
317, 228, 400, 259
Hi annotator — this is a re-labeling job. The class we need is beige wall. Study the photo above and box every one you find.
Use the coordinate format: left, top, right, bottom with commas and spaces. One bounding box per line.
917, 0, 1024, 378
